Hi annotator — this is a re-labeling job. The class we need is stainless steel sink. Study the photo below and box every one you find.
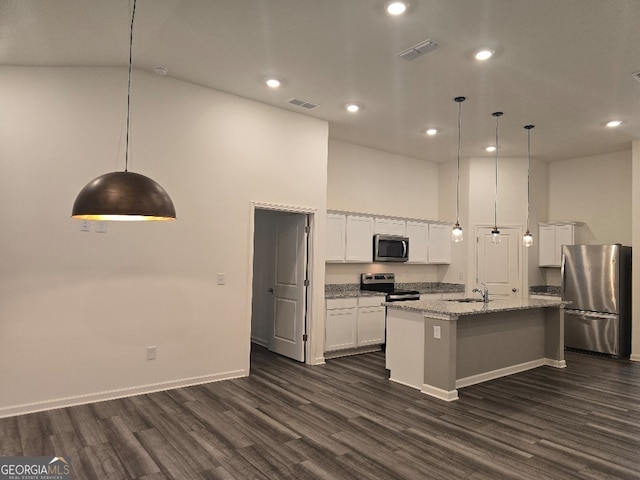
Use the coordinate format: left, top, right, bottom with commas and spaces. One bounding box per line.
446, 298, 485, 303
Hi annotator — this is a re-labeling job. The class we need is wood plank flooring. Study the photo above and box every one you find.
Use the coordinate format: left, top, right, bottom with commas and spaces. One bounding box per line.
1, 347, 639, 479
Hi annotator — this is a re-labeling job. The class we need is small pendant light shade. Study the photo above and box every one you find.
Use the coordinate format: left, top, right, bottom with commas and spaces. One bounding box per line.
72, 171, 176, 221
71, 0, 176, 222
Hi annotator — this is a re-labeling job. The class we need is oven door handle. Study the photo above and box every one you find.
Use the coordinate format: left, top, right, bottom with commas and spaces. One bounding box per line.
402, 240, 407, 259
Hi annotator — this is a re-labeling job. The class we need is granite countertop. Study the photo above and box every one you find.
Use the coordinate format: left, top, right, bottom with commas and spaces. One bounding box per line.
325, 282, 464, 299
384, 296, 566, 317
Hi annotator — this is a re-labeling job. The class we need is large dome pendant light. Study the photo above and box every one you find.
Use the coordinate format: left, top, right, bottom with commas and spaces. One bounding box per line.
71, 0, 176, 222
451, 96, 466, 242
491, 111, 503, 244
523, 125, 535, 247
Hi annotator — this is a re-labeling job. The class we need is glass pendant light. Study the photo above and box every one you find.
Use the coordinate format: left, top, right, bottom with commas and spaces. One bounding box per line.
491, 112, 503, 244
452, 96, 466, 242
71, 0, 176, 221
523, 125, 535, 247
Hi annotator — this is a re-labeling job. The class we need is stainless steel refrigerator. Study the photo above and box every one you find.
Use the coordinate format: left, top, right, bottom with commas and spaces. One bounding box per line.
561, 244, 631, 358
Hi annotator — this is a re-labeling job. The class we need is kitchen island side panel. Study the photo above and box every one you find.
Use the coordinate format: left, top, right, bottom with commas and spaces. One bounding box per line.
455, 309, 546, 379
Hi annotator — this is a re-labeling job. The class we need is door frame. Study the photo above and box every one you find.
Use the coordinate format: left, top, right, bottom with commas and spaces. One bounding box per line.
473, 224, 525, 297
248, 201, 318, 365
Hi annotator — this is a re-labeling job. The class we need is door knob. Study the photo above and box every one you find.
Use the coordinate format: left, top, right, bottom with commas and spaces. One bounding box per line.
267, 288, 274, 294
512, 288, 517, 292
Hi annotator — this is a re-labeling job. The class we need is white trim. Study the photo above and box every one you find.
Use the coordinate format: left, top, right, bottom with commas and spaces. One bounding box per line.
0, 369, 246, 419
420, 384, 459, 402
249, 201, 318, 365
630, 353, 640, 362
390, 376, 422, 390
544, 358, 567, 368
456, 358, 546, 389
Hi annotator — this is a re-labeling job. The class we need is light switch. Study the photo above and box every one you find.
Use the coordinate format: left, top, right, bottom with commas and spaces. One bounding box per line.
217, 273, 226, 285
80, 221, 90, 232
147, 346, 157, 360
433, 325, 441, 339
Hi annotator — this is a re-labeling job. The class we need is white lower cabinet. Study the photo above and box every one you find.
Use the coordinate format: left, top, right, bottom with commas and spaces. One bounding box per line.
356, 296, 386, 346
325, 296, 385, 353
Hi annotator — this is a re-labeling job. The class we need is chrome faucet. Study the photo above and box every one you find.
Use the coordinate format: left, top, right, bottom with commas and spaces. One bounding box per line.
472, 283, 489, 303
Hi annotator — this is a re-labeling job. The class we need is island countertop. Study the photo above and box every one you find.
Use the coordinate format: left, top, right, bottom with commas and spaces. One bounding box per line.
384, 296, 566, 317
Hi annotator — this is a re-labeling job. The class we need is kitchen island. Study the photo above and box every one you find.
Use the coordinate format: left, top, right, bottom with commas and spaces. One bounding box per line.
385, 296, 566, 401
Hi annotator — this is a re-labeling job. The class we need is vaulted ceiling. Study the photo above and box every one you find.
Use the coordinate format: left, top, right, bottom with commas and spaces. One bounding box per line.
2, 0, 639, 163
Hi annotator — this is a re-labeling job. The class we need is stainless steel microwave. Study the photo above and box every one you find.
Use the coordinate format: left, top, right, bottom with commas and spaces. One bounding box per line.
373, 234, 409, 262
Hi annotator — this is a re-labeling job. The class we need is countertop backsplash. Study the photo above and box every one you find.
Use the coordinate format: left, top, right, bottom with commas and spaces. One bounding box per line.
529, 285, 562, 296
325, 282, 464, 299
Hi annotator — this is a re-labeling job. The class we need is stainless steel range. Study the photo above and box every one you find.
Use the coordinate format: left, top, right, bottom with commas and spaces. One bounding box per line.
360, 273, 420, 302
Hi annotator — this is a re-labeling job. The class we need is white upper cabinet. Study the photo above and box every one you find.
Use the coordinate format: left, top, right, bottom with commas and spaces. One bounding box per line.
325, 211, 451, 264
428, 223, 452, 264
406, 221, 429, 264
374, 217, 406, 236
325, 213, 346, 262
345, 215, 374, 262
538, 222, 581, 267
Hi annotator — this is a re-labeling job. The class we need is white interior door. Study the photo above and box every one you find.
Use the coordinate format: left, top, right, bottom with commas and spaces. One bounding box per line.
476, 227, 520, 296
269, 213, 308, 362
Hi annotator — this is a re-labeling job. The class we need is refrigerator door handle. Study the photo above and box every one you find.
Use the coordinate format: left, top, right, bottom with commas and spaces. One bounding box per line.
565, 309, 617, 320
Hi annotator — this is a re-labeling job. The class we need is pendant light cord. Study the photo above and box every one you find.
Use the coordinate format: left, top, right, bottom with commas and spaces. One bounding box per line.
526, 127, 531, 231
456, 99, 462, 224
493, 113, 502, 230
525, 124, 535, 232
124, 0, 137, 173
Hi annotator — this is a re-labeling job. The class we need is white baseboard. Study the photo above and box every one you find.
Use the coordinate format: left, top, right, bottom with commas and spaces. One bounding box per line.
545, 358, 567, 368
389, 376, 421, 390
0, 369, 247, 419
420, 384, 459, 402
630, 353, 640, 362
456, 358, 547, 389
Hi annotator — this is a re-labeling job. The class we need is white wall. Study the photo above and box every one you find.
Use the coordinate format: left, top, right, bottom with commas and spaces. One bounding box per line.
0, 67, 328, 416
327, 139, 439, 219
326, 139, 444, 284
548, 150, 632, 245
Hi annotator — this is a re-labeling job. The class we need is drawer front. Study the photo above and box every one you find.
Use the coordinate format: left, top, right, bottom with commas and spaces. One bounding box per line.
358, 296, 385, 307
326, 297, 358, 310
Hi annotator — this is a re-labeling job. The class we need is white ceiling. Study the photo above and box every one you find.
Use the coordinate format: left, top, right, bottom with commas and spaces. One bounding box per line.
2, 0, 639, 163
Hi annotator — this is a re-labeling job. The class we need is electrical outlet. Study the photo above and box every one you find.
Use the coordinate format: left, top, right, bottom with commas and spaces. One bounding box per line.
217, 273, 226, 285
96, 221, 108, 233
147, 346, 157, 360
433, 325, 441, 339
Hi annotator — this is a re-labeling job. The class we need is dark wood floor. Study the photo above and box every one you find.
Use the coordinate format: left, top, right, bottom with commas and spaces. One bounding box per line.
1, 347, 639, 479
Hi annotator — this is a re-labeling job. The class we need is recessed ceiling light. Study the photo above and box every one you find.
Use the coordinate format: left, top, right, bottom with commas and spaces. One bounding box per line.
266, 78, 281, 88
346, 103, 360, 113
486, 145, 496, 152
606, 120, 622, 128
474, 49, 494, 61
153, 66, 168, 76
425, 128, 438, 136
386, 1, 408, 15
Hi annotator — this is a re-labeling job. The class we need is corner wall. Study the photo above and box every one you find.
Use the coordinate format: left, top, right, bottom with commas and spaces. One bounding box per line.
0, 67, 329, 415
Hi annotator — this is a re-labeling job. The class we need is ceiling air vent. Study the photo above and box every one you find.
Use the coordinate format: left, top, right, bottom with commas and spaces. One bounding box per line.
287, 97, 319, 110
396, 38, 441, 61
